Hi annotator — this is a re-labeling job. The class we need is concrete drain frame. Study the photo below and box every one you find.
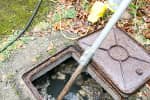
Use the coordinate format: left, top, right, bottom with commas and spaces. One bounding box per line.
22, 46, 120, 100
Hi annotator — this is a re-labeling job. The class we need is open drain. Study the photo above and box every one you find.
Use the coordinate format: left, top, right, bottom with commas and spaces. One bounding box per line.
22, 46, 112, 100
32, 58, 109, 100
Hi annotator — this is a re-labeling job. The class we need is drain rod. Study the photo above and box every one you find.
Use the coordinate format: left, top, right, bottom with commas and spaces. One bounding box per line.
57, 0, 132, 99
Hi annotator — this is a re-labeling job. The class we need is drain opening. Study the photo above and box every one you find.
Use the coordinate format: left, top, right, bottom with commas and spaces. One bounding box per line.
32, 57, 112, 100
23, 47, 112, 100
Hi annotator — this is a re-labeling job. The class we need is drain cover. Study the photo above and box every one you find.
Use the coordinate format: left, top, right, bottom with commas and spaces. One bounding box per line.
108, 45, 129, 61
78, 27, 150, 94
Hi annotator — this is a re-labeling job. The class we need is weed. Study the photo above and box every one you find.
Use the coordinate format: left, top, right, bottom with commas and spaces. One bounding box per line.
48, 47, 57, 55
81, 0, 90, 11
52, 7, 77, 23
0, 31, 32, 62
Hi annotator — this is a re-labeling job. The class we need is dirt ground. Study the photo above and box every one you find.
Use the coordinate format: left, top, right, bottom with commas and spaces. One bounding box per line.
0, 29, 74, 100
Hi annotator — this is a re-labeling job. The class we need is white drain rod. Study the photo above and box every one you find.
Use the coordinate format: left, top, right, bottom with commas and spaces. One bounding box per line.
57, 0, 132, 99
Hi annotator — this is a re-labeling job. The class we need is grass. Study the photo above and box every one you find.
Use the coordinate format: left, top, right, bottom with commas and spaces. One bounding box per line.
48, 47, 57, 55
128, 1, 150, 47
0, 0, 55, 35
0, 0, 37, 35
0, 31, 32, 62
0, 0, 56, 62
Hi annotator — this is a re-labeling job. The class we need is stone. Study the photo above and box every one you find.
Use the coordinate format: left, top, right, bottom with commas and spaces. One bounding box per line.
32, 22, 50, 33
64, 92, 79, 100
121, 11, 132, 19
51, 75, 57, 79
78, 90, 86, 97
56, 72, 66, 80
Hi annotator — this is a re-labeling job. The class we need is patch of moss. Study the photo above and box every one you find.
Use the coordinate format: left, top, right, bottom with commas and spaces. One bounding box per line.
48, 47, 57, 55
0, 0, 56, 62
0, 31, 32, 62
0, 0, 56, 35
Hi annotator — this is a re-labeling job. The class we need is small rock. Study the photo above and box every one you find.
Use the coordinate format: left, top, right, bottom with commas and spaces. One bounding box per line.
32, 22, 50, 33
78, 90, 86, 97
1, 75, 7, 82
30, 37, 36, 40
31, 58, 37, 63
57, 72, 66, 80
121, 11, 132, 20
51, 75, 57, 79
64, 92, 79, 100
76, 75, 84, 85
47, 95, 55, 100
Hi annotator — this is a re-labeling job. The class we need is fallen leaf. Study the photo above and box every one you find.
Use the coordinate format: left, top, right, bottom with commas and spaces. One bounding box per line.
143, 16, 150, 23
143, 30, 150, 39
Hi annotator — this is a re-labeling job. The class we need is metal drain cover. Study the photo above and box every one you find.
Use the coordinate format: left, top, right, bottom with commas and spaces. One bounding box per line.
78, 27, 150, 94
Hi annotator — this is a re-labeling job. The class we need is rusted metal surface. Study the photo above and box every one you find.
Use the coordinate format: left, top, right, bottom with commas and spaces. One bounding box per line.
78, 27, 150, 94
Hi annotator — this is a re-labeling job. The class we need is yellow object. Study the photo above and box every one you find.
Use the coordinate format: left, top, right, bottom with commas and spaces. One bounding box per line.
88, 1, 108, 23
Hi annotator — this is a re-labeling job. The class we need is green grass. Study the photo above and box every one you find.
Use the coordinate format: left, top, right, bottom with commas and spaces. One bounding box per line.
52, 7, 77, 23
48, 47, 57, 55
0, 0, 55, 35
0, 31, 32, 62
0, 0, 56, 62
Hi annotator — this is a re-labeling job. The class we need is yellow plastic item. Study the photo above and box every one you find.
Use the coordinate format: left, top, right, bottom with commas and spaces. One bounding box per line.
88, 1, 108, 23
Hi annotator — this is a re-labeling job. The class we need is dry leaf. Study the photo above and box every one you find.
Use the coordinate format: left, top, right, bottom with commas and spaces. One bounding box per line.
143, 16, 150, 23
143, 30, 150, 39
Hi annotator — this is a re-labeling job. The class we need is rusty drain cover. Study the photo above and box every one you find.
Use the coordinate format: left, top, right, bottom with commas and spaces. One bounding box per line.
78, 27, 150, 94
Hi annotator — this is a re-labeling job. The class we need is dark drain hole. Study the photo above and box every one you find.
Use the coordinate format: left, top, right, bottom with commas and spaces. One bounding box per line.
32, 57, 112, 100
